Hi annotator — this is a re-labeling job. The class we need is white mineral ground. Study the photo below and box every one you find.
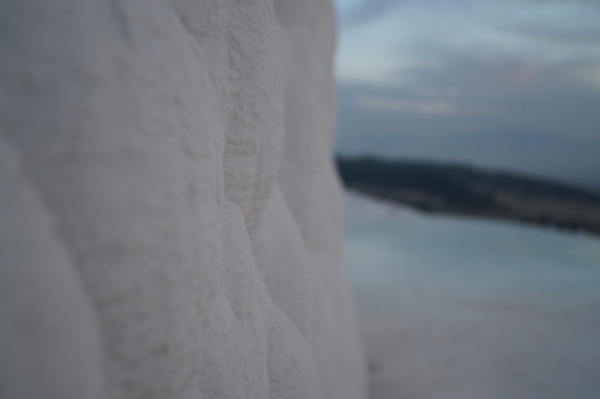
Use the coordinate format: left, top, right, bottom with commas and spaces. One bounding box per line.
0, 1, 365, 398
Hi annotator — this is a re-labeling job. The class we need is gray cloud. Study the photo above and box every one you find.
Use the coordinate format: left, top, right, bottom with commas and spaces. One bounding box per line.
335, 50, 600, 190
340, 0, 403, 28
335, 0, 600, 190
514, 25, 600, 44
513, 0, 600, 3
339, 0, 600, 29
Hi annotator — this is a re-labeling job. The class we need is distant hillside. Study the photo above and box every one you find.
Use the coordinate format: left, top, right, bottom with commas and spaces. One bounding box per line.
337, 156, 600, 236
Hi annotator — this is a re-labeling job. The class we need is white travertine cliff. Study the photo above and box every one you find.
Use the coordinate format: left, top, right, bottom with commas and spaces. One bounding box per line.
0, 1, 366, 398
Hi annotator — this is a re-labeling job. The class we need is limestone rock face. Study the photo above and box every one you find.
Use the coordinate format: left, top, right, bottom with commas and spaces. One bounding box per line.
0, 1, 366, 398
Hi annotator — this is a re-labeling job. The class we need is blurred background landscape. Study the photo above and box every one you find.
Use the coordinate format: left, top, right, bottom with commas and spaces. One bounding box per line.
332, 0, 600, 398
334, 0, 600, 192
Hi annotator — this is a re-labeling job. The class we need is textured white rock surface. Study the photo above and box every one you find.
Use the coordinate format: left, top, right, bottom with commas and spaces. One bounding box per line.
0, 1, 366, 398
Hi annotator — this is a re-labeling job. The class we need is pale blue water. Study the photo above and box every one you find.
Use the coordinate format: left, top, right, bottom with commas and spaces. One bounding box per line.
344, 192, 600, 399
345, 193, 600, 314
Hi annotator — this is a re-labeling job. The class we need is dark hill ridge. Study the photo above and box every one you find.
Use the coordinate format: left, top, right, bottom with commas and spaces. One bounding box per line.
337, 156, 600, 236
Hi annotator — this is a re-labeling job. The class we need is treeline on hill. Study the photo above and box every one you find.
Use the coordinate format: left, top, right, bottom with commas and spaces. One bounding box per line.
336, 156, 600, 235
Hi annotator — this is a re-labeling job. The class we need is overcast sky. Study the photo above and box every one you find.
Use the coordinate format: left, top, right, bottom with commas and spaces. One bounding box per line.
333, 0, 600, 191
